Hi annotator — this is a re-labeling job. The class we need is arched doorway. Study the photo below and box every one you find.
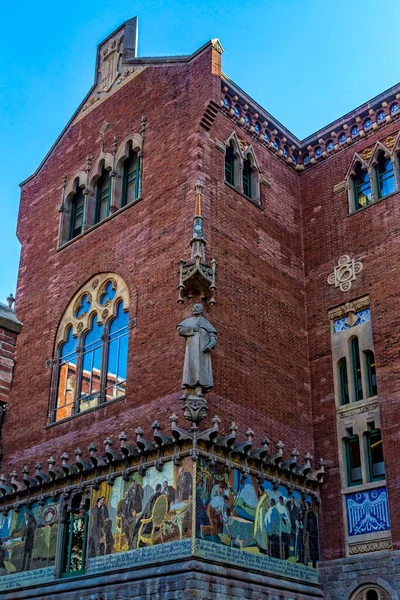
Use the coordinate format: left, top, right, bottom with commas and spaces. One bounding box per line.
351, 585, 391, 600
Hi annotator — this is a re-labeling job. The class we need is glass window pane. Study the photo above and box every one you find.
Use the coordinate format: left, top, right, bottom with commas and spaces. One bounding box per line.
346, 436, 362, 486
377, 155, 395, 198
354, 165, 372, 209
95, 171, 111, 223
56, 328, 78, 421
123, 151, 138, 205
225, 145, 235, 185
80, 316, 104, 411
243, 159, 252, 198
338, 359, 349, 405
368, 430, 385, 481
365, 350, 378, 397
351, 337, 363, 400
106, 302, 129, 400
62, 509, 88, 575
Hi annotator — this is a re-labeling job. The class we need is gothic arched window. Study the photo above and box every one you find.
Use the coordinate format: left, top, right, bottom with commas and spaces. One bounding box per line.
225, 142, 236, 186
351, 337, 363, 401
95, 168, 111, 223
353, 164, 372, 209
364, 350, 377, 397
52, 273, 131, 423
338, 358, 349, 405
366, 428, 385, 482
376, 152, 395, 198
243, 158, 253, 198
122, 147, 140, 207
69, 186, 85, 240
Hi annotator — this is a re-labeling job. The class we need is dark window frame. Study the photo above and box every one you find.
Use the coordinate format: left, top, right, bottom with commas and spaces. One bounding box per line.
345, 434, 363, 487
366, 428, 385, 482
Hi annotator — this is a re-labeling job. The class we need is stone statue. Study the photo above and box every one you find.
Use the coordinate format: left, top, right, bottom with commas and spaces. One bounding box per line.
177, 304, 217, 402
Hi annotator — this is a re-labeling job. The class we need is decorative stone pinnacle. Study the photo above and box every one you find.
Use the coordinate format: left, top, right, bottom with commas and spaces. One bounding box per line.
263, 435, 270, 448
88, 443, 97, 454
246, 428, 254, 441
47, 456, 56, 466
135, 426, 144, 436
229, 422, 238, 433
6, 293, 15, 310
119, 432, 128, 442
22, 466, 29, 475
104, 438, 113, 449
212, 415, 221, 427
152, 420, 160, 431
169, 413, 178, 424
276, 440, 285, 455
10, 469, 18, 479
74, 448, 83, 457
61, 452, 69, 463
35, 462, 42, 472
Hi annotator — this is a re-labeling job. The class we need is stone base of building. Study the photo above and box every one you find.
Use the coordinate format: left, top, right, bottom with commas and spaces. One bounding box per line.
318, 549, 400, 600
1, 556, 323, 600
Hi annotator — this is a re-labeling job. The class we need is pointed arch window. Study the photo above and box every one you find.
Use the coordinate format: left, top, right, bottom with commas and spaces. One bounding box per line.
69, 186, 85, 240
52, 274, 131, 423
122, 148, 140, 207
338, 358, 349, 405
351, 337, 363, 401
225, 142, 236, 186
376, 153, 395, 198
95, 168, 111, 223
243, 158, 253, 199
353, 164, 372, 209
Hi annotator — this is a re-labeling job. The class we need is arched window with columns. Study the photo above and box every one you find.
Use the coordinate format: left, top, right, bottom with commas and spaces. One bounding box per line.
52, 273, 131, 423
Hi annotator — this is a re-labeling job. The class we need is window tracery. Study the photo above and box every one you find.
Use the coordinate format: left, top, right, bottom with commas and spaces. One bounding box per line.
223, 131, 261, 204
347, 137, 400, 213
52, 273, 130, 423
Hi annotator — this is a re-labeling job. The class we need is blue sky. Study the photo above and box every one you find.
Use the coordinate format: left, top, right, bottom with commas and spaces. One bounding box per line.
1, 0, 400, 305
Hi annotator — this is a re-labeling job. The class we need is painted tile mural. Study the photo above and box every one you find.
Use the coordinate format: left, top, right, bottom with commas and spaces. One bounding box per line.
346, 487, 390, 536
0, 498, 59, 576
89, 457, 193, 556
196, 459, 319, 568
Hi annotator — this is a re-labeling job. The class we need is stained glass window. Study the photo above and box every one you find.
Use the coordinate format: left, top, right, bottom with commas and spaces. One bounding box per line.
80, 316, 104, 411
105, 302, 129, 401
282, 146, 288, 158
327, 141, 335, 151
244, 113, 251, 125
339, 133, 347, 144
315, 147, 322, 157
69, 187, 85, 240
62, 496, 89, 577
391, 103, 399, 115
225, 143, 235, 185
122, 149, 139, 207
55, 328, 78, 421
364, 118, 372, 130
264, 132, 269, 142
367, 429, 385, 482
346, 435, 362, 486
376, 153, 395, 198
234, 106, 241, 117
223, 96, 230, 108
243, 158, 252, 198
273, 139, 280, 150
291, 154, 297, 165
353, 164, 372, 209
254, 122, 260, 134
304, 154, 310, 164
95, 169, 111, 223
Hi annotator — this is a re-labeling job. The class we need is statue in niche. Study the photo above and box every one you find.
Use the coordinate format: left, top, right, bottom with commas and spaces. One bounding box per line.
177, 303, 217, 400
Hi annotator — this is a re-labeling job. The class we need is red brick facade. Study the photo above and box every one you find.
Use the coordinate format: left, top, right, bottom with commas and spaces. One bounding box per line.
4, 22, 400, 584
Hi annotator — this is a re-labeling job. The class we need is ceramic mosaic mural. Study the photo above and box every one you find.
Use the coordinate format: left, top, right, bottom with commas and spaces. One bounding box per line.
88, 457, 193, 556
196, 458, 319, 568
